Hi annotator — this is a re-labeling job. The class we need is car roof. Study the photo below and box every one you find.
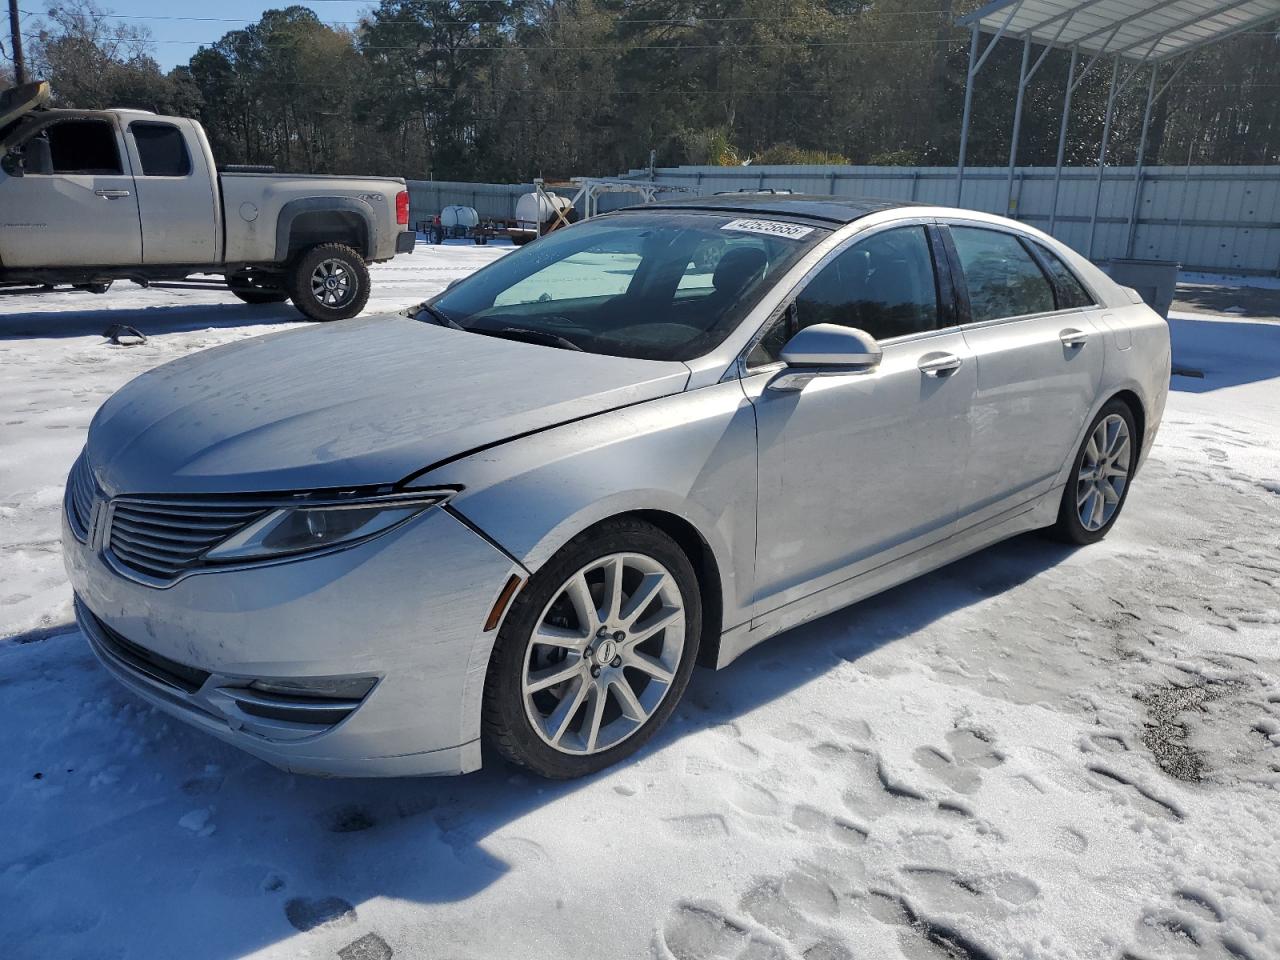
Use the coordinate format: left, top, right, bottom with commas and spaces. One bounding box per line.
627, 193, 915, 226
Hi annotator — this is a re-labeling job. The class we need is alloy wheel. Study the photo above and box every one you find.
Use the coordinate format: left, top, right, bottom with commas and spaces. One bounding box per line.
522, 552, 686, 756
1076, 413, 1132, 531
310, 259, 354, 308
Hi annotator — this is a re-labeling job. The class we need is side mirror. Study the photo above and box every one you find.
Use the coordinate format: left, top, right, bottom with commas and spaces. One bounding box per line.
24, 137, 53, 176
1, 152, 22, 177
769, 323, 882, 392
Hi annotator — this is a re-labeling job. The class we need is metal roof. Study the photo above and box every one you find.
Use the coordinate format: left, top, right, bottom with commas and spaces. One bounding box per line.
637, 195, 909, 225
958, 0, 1280, 62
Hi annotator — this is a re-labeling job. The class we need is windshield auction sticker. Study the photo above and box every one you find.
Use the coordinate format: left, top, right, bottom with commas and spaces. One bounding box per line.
721, 218, 815, 241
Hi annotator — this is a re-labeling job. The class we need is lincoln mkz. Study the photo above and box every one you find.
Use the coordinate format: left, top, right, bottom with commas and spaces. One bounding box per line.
64, 195, 1170, 779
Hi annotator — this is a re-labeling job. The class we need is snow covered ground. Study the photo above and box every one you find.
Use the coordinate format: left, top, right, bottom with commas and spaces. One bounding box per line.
2, 244, 1278, 960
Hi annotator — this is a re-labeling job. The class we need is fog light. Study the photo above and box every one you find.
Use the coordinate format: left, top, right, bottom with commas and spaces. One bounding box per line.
249, 677, 377, 701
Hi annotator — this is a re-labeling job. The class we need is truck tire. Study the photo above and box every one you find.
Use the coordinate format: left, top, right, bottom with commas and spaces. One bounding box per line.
285, 244, 370, 322
227, 270, 288, 305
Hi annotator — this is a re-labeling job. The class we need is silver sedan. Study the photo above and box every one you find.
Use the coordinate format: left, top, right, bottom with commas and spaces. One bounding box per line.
63, 196, 1170, 779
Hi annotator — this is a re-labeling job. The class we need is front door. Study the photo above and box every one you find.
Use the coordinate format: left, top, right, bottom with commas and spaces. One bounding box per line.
743, 223, 976, 617
0, 116, 142, 268
942, 224, 1105, 526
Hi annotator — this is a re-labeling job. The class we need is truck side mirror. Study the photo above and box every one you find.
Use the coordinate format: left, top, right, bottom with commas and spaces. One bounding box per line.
24, 137, 53, 175
1, 151, 23, 177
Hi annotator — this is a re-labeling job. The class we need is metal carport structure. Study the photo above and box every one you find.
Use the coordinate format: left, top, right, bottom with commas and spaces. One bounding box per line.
954, 0, 1280, 258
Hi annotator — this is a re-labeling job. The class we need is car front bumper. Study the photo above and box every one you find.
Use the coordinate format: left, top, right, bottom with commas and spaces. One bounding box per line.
63, 503, 521, 777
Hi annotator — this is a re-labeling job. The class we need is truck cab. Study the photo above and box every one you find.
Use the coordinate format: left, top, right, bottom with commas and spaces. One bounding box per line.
0, 81, 414, 321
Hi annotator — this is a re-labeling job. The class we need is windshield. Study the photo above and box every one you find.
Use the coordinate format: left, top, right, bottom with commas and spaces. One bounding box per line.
421, 212, 829, 361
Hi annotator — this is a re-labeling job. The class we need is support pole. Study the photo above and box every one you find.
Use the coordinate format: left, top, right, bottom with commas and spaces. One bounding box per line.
7, 0, 26, 85
1124, 65, 1159, 257
1086, 56, 1122, 261
1005, 34, 1033, 217
955, 23, 980, 207
1049, 47, 1079, 234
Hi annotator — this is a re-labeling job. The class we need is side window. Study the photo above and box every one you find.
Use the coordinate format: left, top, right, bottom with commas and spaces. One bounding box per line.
40, 119, 123, 176
950, 226, 1055, 323
130, 122, 192, 177
1033, 243, 1096, 309
748, 226, 940, 365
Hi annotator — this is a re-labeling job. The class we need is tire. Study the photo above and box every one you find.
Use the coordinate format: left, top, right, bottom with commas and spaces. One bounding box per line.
482, 518, 702, 779
227, 270, 288, 305
511, 234, 532, 246
284, 244, 370, 322
1048, 398, 1139, 545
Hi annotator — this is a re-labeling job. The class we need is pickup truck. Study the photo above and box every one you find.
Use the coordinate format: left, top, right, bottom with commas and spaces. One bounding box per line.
0, 82, 415, 321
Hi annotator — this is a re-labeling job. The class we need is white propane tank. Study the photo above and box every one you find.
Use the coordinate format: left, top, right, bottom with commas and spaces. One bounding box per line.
440, 205, 480, 229
514, 192, 574, 230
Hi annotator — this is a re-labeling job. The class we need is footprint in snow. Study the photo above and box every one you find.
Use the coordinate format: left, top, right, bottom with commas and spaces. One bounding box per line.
790, 804, 869, 846
1088, 764, 1184, 821
325, 804, 377, 833
864, 890, 998, 960
914, 727, 1006, 794
284, 895, 356, 933
739, 868, 839, 941
656, 901, 784, 960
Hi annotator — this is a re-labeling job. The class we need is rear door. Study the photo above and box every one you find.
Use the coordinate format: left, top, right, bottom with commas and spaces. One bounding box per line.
123, 119, 217, 264
0, 116, 141, 268
942, 223, 1105, 526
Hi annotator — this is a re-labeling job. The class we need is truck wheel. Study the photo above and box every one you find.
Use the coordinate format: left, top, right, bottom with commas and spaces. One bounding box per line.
512, 235, 532, 247
285, 244, 370, 322
227, 270, 288, 305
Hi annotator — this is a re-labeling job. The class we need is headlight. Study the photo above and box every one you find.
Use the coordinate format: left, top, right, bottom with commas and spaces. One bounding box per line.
205, 493, 446, 562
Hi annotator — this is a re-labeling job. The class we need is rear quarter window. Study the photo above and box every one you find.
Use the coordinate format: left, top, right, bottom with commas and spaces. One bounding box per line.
1034, 243, 1097, 308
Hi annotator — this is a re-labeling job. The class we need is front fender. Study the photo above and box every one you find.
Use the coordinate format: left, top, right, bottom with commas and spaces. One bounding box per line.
407, 381, 759, 633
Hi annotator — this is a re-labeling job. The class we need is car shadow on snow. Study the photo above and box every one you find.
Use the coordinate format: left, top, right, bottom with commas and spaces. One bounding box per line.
1, 531, 1072, 958
0, 300, 304, 340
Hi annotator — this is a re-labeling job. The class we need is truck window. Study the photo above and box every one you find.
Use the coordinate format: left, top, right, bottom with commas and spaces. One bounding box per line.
41, 119, 123, 176
130, 121, 191, 177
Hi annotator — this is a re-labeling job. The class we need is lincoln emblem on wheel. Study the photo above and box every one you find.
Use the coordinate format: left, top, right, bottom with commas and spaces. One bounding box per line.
62, 195, 1170, 779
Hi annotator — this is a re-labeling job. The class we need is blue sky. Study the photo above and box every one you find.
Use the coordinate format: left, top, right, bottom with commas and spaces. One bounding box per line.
77, 2, 375, 70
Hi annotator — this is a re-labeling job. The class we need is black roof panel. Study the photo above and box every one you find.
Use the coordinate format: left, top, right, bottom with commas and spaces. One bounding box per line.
629, 193, 914, 225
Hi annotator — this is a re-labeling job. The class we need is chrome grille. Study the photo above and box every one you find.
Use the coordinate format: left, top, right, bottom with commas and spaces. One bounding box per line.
107, 499, 269, 582
66, 452, 97, 541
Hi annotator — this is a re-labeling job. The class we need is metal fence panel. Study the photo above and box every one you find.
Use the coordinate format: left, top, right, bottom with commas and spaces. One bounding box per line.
407, 164, 1280, 273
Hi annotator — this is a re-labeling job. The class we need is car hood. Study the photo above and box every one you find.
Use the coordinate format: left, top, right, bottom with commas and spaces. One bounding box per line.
87, 314, 691, 495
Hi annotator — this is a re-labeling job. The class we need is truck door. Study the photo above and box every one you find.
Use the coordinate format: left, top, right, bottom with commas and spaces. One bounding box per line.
122, 119, 217, 264
0, 116, 142, 268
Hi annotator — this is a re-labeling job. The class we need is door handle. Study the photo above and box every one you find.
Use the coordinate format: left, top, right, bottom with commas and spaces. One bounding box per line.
917, 353, 963, 377
94, 189, 131, 199
1059, 328, 1090, 348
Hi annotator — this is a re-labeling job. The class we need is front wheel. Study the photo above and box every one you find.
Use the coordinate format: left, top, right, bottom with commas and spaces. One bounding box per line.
285, 243, 370, 322
482, 519, 701, 779
1048, 399, 1138, 544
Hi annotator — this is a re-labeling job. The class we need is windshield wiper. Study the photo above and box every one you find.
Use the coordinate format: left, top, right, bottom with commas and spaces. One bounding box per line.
474, 326, 584, 352
411, 302, 465, 330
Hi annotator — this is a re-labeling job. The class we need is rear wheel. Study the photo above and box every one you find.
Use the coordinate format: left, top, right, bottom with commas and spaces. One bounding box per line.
1049, 399, 1138, 544
285, 243, 369, 322
482, 519, 701, 779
